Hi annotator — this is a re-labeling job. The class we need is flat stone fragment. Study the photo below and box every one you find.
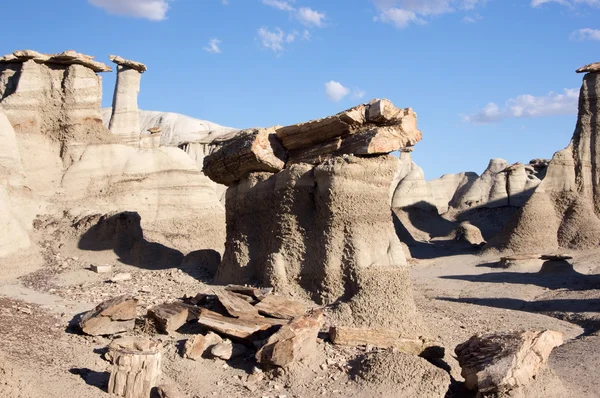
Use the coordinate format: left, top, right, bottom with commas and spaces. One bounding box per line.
214, 290, 260, 318
256, 310, 324, 367
152, 384, 185, 398
79, 295, 138, 336
455, 330, 563, 394
197, 309, 286, 340
90, 264, 112, 273
210, 342, 248, 360
254, 295, 307, 320
109, 55, 147, 73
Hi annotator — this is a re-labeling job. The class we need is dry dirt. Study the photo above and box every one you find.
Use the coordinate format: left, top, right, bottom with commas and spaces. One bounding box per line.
1, 235, 599, 398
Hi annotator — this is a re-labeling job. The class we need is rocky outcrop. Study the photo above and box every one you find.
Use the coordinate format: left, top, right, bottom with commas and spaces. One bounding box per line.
427, 171, 478, 214
61, 144, 225, 254
391, 150, 435, 209
452, 159, 542, 210
0, 50, 228, 261
204, 99, 427, 335
487, 64, 600, 253
107, 55, 146, 142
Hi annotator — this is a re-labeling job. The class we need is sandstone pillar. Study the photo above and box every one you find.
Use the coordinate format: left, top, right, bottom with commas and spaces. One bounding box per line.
108, 55, 147, 143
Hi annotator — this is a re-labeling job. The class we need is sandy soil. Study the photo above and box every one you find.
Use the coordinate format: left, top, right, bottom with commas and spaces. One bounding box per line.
1, 238, 599, 398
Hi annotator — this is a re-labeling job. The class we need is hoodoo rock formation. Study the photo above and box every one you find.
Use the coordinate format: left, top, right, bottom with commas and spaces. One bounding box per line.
203, 99, 428, 336
108, 55, 147, 143
487, 63, 600, 253
0, 50, 226, 262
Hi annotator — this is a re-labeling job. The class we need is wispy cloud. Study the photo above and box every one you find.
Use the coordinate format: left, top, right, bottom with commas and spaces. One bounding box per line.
570, 28, 600, 40
372, 0, 486, 28
352, 89, 366, 100
297, 7, 326, 27
204, 38, 222, 54
261, 0, 327, 28
257, 27, 297, 52
88, 0, 171, 20
531, 0, 600, 7
463, 89, 579, 124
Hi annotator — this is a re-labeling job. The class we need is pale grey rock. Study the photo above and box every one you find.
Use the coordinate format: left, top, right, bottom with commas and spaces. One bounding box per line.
108, 58, 143, 141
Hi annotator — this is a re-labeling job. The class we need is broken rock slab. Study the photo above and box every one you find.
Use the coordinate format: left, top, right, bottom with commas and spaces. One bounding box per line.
109, 55, 147, 73
79, 295, 137, 336
455, 330, 563, 394
197, 309, 286, 340
202, 127, 287, 186
329, 326, 444, 358
256, 310, 324, 368
254, 295, 307, 320
210, 341, 249, 360
147, 302, 190, 334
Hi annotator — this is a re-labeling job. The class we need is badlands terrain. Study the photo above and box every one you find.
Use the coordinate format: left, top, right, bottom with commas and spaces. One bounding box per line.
1, 50, 600, 398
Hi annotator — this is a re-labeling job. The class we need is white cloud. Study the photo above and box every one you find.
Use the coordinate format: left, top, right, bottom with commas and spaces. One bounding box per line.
463, 89, 579, 124
376, 8, 425, 28
257, 27, 296, 52
88, 0, 171, 20
261, 0, 295, 11
372, 0, 486, 28
531, 0, 600, 7
570, 28, 600, 40
302, 29, 311, 40
262, 0, 326, 28
204, 38, 222, 54
325, 81, 351, 102
297, 7, 326, 27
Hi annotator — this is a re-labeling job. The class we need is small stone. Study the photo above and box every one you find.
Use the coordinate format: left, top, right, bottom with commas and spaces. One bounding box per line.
247, 373, 264, 384
110, 273, 132, 282
18, 307, 32, 315
91, 264, 112, 273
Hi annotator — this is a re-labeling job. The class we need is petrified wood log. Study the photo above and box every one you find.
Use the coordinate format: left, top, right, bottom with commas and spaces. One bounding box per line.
79, 295, 137, 336
108, 337, 162, 398
203, 127, 287, 185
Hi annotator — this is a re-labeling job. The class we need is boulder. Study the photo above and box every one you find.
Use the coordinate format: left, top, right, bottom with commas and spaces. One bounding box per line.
455, 330, 563, 394
183, 332, 223, 360
453, 222, 485, 245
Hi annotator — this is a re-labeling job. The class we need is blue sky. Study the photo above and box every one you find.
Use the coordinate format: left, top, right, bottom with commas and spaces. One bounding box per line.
2, 0, 599, 178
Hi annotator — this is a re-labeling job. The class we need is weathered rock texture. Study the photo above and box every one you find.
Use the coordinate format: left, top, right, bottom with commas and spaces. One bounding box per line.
455, 330, 563, 394
204, 99, 427, 334
487, 65, 600, 253
108, 55, 146, 142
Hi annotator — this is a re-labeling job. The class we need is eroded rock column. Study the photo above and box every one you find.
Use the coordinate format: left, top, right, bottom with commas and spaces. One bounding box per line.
203, 100, 425, 326
108, 55, 147, 143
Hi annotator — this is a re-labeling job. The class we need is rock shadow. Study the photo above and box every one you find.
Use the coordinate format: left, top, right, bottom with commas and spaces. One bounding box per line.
77, 211, 221, 279
440, 260, 600, 291
69, 368, 109, 392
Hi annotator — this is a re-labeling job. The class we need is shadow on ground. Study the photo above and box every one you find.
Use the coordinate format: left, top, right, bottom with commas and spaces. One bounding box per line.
77, 211, 220, 280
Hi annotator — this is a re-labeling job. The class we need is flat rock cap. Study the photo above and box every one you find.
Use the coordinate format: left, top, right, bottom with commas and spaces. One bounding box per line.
576, 62, 600, 74
109, 55, 147, 73
0, 49, 112, 72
